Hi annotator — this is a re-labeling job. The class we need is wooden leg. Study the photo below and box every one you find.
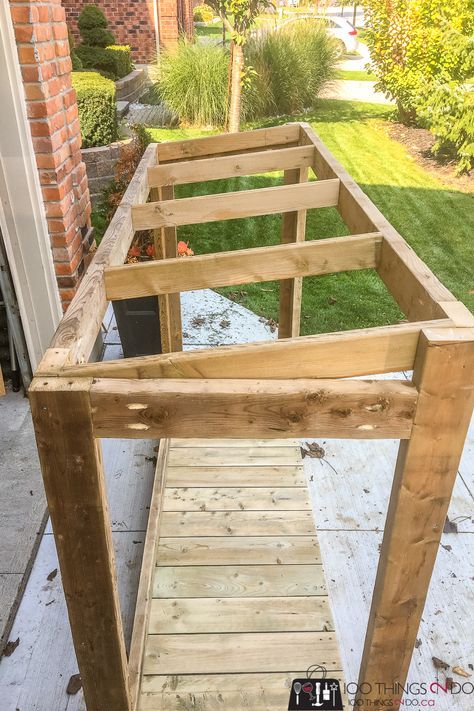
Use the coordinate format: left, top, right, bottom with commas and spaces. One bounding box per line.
279, 167, 308, 339
151, 186, 183, 353
29, 380, 131, 711
357, 328, 474, 708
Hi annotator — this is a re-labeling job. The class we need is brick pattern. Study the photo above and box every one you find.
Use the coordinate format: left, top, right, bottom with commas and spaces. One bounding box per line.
64, 0, 194, 62
10, 0, 92, 310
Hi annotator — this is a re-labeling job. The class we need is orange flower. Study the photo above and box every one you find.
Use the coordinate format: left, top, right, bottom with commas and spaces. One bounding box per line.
128, 245, 141, 258
177, 240, 194, 257
145, 244, 155, 258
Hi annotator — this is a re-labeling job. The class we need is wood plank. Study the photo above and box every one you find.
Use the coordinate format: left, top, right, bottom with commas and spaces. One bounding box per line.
143, 631, 339, 674
59, 320, 451, 381
166, 465, 306, 487
167, 446, 301, 466
131, 179, 340, 230
160, 511, 316, 536
156, 536, 321, 565
279, 166, 309, 339
163, 487, 309, 511
148, 596, 333, 633
300, 122, 456, 321
105, 233, 381, 301
50, 143, 156, 365
128, 440, 169, 710
156, 124, 301, 162
28, 379, 130, 711
358, 329, 474, 708
148, 145, 315, 187
90, 377, 418, 440
170, 438, 300, 447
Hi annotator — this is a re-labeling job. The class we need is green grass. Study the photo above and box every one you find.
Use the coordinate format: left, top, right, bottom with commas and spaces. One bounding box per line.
195, 23, 228, 40
147, 99, 474, 335
337, 69, 376, 81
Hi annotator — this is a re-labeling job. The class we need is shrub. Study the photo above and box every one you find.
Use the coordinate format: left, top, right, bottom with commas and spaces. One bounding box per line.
68, 26, 83, 71
156, 41, 228, 126
193, 3, 215, 22
72, 71, 117, 147
418, 81, 474, 173
244, 21, 338, 118
75, 44, 132, 79
78, 5, 115, 48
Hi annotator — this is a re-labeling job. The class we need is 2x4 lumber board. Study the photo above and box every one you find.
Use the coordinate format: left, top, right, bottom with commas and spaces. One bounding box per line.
279, 166, 309, 338
131, 179, 340, 230
163, 486, 310, 511
165, 465, 306, 487
160, 510, 316, 536
148, 144, 315, 187
50, 143, 156, 365
156, 536, 321, 565
58, 319, 452, 380
90, 377, 418, 440
28, 379, 130, 711
105, 232, 380, 301
167, 446, 301, 466
300, 123, 456, 321
148, 597, 333, 634
156, 123, 301, 163
170, 437, 300, 447
143, 631, 340, 675
358, 328, 474, 709
128, 439, 169, 711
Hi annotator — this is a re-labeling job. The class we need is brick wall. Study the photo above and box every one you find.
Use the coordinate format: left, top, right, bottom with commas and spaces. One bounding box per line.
64, 0, 194, 63
9, 0, 92, 311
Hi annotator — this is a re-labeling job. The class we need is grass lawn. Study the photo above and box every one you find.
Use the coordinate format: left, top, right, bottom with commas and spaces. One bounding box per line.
146, 99, 473, 335
337, 69, 377, 81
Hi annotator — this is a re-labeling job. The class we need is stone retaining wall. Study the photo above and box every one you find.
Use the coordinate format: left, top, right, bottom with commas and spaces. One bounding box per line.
115, 67, 149, 103
81, 138, 133, 206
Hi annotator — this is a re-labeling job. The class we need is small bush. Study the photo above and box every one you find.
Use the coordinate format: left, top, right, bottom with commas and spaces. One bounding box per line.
68, 26, 83, 71
78, 5, 115, 48
156, 41, 228, 126
193, 4, 214, 22
72, 71, 117, 147
418, 81, 474, 174
75, 44, 132, 79
244, 21, 338, 118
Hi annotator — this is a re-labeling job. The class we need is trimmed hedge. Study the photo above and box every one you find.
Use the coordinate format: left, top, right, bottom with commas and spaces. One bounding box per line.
78, 5, 115, 47
193, 4, 214, 22
75, 44, 132, 79
81, 26, 115, 47
72, 71, 117, 147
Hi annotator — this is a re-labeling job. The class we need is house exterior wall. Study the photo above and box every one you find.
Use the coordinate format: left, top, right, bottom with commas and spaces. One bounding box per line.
9, 0, 92, 311
64, 0, 194, 63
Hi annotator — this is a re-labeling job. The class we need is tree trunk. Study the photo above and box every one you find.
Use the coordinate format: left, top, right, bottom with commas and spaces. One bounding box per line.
228, 43, 244, 133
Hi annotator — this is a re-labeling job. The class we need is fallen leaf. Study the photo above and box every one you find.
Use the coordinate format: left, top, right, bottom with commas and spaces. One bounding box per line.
328, 296, 337, 305
415, 639, 422, 649
432, 656, 449, 671
301, 442, 325, 459
47, 568, 58, 582
66, 674, 82, 695
446, 677, 454, 690
3, 638, 20, 657
443, 517, 458, 534
452, 666, 472, 678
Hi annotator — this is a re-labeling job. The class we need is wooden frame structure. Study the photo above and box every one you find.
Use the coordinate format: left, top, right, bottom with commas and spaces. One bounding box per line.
29, 123, 473, 711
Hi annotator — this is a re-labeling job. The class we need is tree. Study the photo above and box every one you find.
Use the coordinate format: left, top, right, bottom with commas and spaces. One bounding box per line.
363, 0, 474, 123
206, 0, 274, 132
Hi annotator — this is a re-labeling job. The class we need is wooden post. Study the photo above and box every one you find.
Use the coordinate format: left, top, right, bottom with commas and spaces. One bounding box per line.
150, 185, 182, 353
357, 328, 474, 708
29, 379, 131, 711
279, 166, 309, 338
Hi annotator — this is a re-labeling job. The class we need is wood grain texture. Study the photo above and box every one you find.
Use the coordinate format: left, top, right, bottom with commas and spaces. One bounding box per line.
149, 596, 333, 633
148, 144, 315, 186
358, 329, 474, 709
105, 233, 381, 301
90, 377, 418, 440
28, 379, 130, 711
167, 446, 302, 466
59, 320, 450, 381
165, 465, 306, 487
156, 536, 321, 565
163, 486, 310, 511
156, 124, 301, 162
131, 179, 340, 230
160, 510, 316, 536
143, 631, 340, 674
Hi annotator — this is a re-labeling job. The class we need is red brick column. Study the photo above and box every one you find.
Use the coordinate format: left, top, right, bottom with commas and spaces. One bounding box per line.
9, 0, 92, 310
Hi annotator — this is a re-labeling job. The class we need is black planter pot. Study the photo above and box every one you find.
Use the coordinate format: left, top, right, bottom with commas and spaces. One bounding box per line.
112, 296, 161, 358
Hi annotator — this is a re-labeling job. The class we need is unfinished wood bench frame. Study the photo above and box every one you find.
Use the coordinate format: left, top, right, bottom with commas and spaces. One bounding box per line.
29, 122, 474, 711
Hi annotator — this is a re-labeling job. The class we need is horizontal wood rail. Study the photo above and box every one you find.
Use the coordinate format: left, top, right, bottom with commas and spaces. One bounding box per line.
156, 123, 301, 163
105, 233, 382, 301
148, 145, 315, 187
89, 377, 418, 440
55, 320, 451, 381
131, 179, 340, 230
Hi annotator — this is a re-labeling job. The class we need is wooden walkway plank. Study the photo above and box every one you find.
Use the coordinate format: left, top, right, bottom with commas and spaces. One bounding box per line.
160, 510, 316, 536
167, 447, 303, 467
165, 465, 306, 487
163, 487, 310, 511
